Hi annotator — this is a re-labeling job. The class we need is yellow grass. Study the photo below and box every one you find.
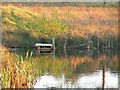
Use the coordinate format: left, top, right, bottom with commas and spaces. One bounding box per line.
2, 5, 118, 38
1, 46, 35, 88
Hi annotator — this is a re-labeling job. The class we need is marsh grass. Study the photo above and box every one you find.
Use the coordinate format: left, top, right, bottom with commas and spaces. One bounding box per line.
2, 5, 118, 49
1, 46, 36, 88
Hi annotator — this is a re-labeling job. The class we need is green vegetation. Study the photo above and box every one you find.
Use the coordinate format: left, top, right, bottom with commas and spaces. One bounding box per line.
2, 5, 118, 49
1, 46, 36, 88
2, 6, 67, 48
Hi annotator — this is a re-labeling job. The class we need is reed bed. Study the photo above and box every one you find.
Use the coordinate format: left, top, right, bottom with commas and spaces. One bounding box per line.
1, 46, 36, 88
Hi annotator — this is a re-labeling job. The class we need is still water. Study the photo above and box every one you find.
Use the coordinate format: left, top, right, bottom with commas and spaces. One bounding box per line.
13, 49, 118, 88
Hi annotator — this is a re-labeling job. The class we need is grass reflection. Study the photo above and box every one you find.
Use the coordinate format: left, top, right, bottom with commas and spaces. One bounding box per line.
29, 50, 118, 80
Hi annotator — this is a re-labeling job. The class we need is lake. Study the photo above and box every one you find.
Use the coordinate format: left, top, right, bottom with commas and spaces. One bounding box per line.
12, 48, 118, 88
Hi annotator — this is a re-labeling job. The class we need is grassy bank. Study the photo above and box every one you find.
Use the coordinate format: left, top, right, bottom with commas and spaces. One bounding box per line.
3, 2, 118, 8
2, 5, 118, 49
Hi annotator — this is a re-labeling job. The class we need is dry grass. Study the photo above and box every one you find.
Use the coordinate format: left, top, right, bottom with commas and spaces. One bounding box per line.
1, 45, 35, 88
3, 5, 117, 38
2, 5, 118, 48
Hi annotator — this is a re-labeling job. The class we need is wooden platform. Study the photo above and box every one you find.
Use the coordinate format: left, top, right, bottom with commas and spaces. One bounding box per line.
35, 43, 53, 50
35, 43, 52, 47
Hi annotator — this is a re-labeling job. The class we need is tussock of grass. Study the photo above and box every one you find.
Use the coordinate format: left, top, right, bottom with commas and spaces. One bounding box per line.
1, 46, 36, 88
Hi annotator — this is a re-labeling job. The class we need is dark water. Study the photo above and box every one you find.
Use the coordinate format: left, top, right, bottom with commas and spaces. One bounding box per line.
11, 48, 118, 88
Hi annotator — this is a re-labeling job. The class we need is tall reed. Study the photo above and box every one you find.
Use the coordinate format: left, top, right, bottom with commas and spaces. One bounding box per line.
1, 46, 36, 88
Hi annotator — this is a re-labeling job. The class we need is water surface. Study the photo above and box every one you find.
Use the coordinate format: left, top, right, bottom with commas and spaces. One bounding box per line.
13, 49, 118, 88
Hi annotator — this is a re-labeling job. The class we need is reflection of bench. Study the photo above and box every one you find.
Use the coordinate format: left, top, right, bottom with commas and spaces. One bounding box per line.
35, 43, 53, 50
76, 44, 90, 49
79, 44, 88, 49
35, 50, 53, 54
80, 44, 87, 46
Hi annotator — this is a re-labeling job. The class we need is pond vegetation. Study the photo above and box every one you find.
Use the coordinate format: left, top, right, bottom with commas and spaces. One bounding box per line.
1, 3, 119, 88
1, 46, 36, 88
2, 4, 118, 49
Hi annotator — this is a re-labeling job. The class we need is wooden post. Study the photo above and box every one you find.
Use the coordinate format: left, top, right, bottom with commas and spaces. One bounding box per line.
97, 33, 100, 49
64, 36, 67, 49
87, 33, 90, 49
52, 38, 55, 50
102, 65, 105, 90
103, 0, 106, 5
52, 38, 55, 61
109, 31, 111, 48
64, 36, 67, 58
100, 49, 105, 90
102, 38, 105, 49
90, 41, 93, 49
52, 49, 55, 61
106, 38, 108, 48
111, 36, 113, 48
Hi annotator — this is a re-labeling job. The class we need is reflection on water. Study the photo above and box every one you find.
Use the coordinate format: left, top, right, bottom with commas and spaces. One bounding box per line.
12, 49, 118, 88
34, 70, 118, 88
